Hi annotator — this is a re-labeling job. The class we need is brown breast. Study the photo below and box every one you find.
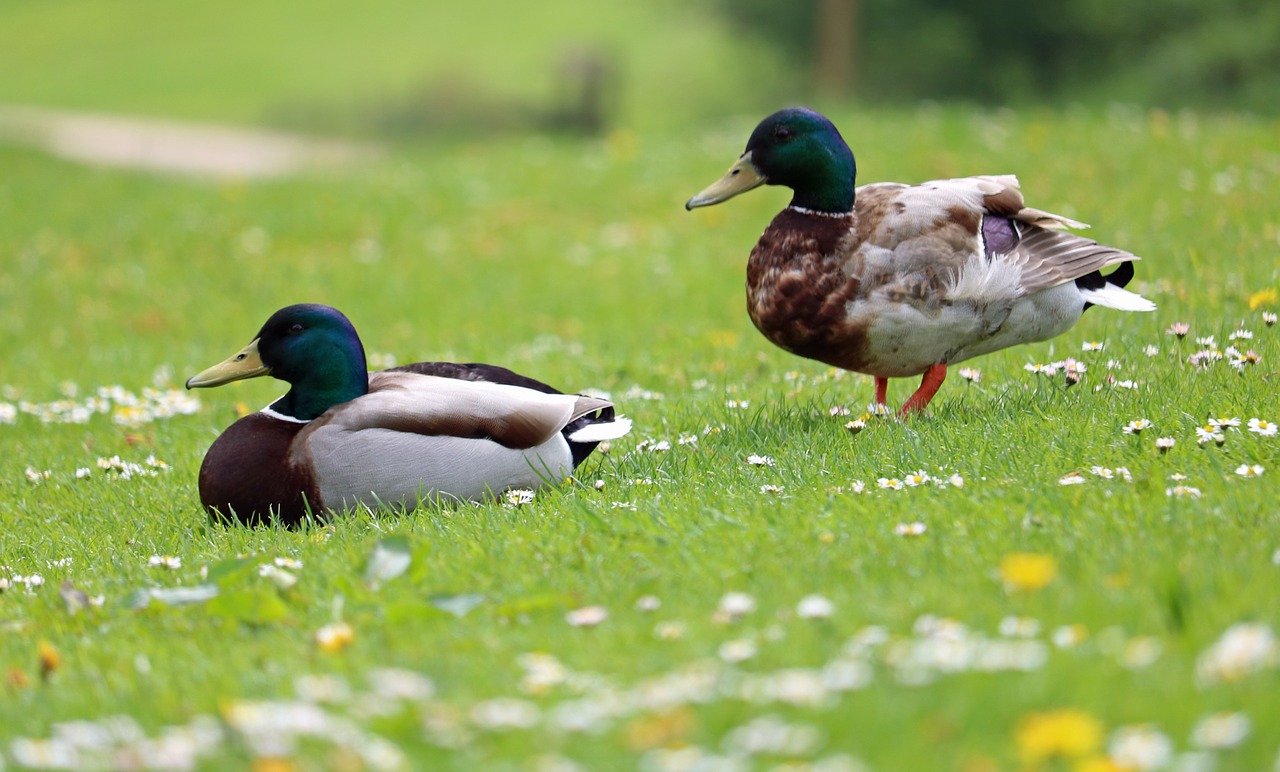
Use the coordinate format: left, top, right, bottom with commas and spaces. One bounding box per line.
745, 208, 871, 371
197, 412, 323, 526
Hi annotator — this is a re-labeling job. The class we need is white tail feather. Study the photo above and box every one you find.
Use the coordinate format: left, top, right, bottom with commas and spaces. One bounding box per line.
567, 417, 633, 443
1079, 284, 1156, 312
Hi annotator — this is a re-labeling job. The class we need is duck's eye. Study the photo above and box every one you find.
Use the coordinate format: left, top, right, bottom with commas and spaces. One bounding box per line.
773, 126, 793, 142
289, 323, 304, 334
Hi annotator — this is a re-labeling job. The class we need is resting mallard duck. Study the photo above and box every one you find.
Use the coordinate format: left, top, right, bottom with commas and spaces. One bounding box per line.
686, 107, 1156, 414
185, 304, 631, 525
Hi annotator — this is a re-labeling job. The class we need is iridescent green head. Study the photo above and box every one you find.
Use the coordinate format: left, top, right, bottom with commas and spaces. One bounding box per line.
686, 107, 857, 214
186, 303, 369, 421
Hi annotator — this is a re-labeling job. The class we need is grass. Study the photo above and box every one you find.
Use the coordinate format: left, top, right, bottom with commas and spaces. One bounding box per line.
0, 0, 788, 131
1, 102, 1279, 768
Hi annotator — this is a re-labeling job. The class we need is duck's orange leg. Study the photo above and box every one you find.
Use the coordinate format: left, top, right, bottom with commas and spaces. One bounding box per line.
900, 364, 947, 415
874, 376, 889, 406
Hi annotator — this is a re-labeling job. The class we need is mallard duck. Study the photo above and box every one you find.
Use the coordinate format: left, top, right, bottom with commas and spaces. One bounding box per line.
686, 107, 1156, 414
185, 304, 631, 525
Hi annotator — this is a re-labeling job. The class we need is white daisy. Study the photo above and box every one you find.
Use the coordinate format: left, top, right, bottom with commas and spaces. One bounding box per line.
717, 592, 757, 619
1247, 418, 1277, 436
565, 606, 608, 627
796, 594, 836, 619
634, 595, 661, 612
1195, 426, 1225, 446
503, 489, 536, 507
903, 470, 931, 487
718, 638, 758, 663
1109, 725, 1173, 771
1191, 712, 1250, 749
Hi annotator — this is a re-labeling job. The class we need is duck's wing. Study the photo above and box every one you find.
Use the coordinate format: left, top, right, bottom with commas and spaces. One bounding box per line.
318, 371, 612, 449
386, 361, 562, 395
967, 175, 1144, 297
853, 175, 1140, 299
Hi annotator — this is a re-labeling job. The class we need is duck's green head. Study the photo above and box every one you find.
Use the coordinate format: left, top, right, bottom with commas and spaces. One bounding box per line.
186, 303, 369, 421
686, 107, 856, 214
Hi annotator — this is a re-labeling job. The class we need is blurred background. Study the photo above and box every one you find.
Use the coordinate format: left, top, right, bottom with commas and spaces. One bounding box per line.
1, 0, 1275, 391
0, 0, 1274, 145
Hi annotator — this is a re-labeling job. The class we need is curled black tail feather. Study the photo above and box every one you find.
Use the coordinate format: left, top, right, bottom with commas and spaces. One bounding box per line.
1076, 260, 1135, 311
563, 404, 617, 468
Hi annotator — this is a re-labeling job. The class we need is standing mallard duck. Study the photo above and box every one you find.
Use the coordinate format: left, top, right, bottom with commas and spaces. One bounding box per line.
686, 107, 1156, 414
186, 304, 631, 525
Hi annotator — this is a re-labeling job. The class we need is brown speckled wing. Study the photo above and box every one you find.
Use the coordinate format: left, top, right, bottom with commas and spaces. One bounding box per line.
197, 412, 322, 526
848, 183, 985, 303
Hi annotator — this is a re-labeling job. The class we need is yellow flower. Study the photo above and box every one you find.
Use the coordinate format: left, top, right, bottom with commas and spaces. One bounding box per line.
1247, 288, 1277, 310
1000, 553, 1058, 592
38, 640, 61, 681
1015, 708, 1104, 764
309, 524, 336, 544
315, 621, 355, 652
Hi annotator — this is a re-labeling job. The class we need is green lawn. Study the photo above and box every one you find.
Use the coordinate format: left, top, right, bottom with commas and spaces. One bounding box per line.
0, 0, 786, 131
1, 82, 1279, 772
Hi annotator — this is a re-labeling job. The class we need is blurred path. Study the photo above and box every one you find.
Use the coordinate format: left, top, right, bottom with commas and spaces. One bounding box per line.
0, 105, 382, 178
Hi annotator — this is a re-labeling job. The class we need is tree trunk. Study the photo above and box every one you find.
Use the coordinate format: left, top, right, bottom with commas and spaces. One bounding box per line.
814, 0, 858, 95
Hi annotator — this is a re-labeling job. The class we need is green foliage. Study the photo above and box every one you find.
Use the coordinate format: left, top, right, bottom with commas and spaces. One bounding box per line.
1, 105, 1278, 767
715, 0, 1280, 112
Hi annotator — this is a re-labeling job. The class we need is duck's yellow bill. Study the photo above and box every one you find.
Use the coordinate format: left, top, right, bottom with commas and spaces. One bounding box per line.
186, 339, 269, 389
685, 152, 766, 210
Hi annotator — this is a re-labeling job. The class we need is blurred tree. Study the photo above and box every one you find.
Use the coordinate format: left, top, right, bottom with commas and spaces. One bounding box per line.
713, 0, 1279, 112
814, 0, 858, 94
